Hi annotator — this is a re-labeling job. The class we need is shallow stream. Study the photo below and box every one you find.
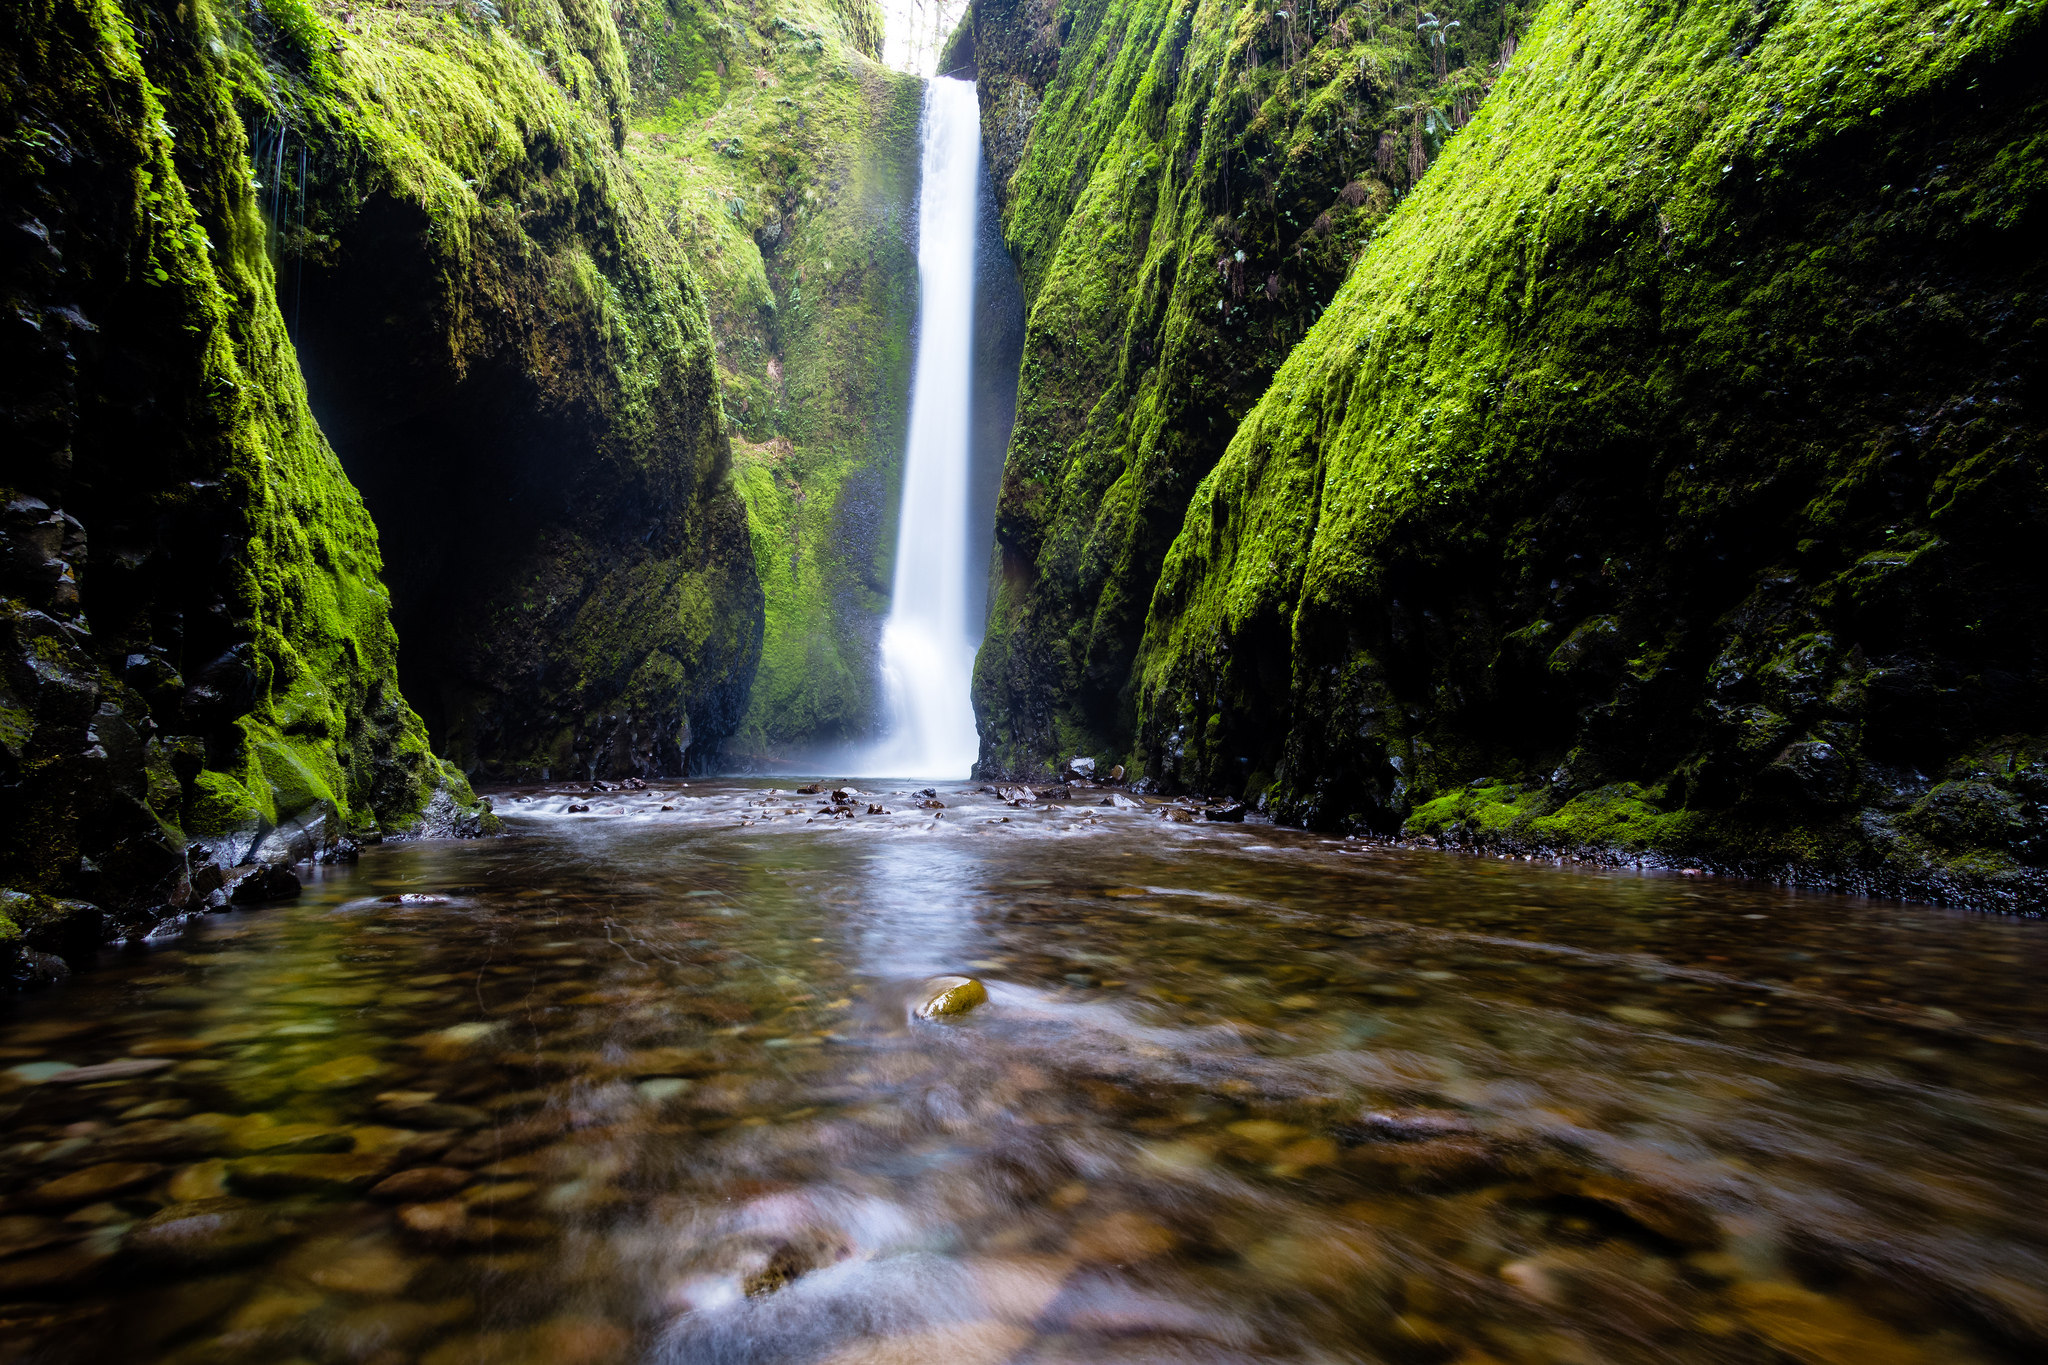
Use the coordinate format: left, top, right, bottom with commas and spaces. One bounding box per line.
3, 782, 2046, 1365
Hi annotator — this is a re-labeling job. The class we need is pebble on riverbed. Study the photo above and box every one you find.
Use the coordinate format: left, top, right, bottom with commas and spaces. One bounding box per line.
915, 976, 988, 1019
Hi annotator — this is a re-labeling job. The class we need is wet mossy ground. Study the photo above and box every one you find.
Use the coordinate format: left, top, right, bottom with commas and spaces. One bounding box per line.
1129, 0, 2048, 911
1, 0, 489, 958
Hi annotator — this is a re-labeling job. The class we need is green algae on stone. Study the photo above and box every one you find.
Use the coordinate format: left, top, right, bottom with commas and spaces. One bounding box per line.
1131, 0, 2048, 911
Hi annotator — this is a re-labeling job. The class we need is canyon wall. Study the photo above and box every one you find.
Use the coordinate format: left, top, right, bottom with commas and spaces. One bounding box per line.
976, 0, 2047, 910
618, 0, 927, 766
967, 0, 1524, 775
288, 0, 762, 781
1, 0, 493, 976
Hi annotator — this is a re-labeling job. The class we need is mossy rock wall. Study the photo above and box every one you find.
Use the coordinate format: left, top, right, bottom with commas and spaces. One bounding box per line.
967, 0, 1527, 778
1132, 0, 2048, 910
271, 0, 760, 781
619, 0, 926, 765
0, 0, 483, 941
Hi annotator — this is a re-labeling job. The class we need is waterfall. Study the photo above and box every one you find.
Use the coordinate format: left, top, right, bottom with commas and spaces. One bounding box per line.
860, 77, 983, 778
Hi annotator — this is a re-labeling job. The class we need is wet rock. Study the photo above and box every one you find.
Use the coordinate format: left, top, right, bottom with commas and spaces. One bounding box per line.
915, 975, 989, 1019
227, 1152, 396, 1195
1353, 1107, 1475, 1141
166, 1160, 233, 1202
1547, 1172, 1720, 1248
91, 1118, 220, 1162
0, 1215, 72, 1260
1202, 802, 1247, 822
1098, 793, 1142, 808
1065, 756, 1096, 780
566, 802, 591, 812
620, 1046, 716, 1077
420, 1316, 630, 1365
231, 1120, 355, 1155
1731, 1280, 1931, 1365
374, 1091, 489, 1129
1342, 1137, 1506, 1188
9, 948, 72, 986
916, 797, 946, 809
24, 1161, 164, 1207
294, 1054, 387, 1090
324, 1297, 473, 1358
1033, 785, 1072, 800
370, 1166, 473, 1202
396, 1199, 552, 1247
0, 1242, 111, 1294
305, 1243, 422, 1295
127, 1198, 289, 1267
1162, 807, 1195, 823
42, 1056, 174, 1085
226, 862, 302, 904
1068, 1209, 1179, 1263
796, 784, 822, 795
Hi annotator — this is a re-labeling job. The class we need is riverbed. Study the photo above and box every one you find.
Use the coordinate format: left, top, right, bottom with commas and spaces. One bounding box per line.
3, 781, 2045, 1364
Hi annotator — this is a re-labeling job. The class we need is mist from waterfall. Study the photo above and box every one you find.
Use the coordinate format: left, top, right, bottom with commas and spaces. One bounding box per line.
858, 77, 982, 779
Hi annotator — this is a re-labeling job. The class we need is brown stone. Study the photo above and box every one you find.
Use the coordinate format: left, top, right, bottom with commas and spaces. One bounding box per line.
24, 1161, 164, 1207
370, 1166, 473, 1202
227, 1152, 395, 1194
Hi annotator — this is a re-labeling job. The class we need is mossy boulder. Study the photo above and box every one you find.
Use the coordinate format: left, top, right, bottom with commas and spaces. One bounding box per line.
1, 0, 489, 939
1132, 0, 2048, 910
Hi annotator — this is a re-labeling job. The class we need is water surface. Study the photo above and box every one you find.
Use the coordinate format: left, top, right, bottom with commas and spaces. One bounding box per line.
3, 782, 2045, 1365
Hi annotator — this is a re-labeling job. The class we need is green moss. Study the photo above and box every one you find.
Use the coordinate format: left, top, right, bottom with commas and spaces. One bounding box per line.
621, 0, 922, 762
969, 0, 1527, 777
0, 0, 487, 916
1128, 0, 2048, 909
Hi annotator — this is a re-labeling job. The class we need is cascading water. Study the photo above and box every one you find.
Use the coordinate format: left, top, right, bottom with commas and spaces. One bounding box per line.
860, 78, 983, 778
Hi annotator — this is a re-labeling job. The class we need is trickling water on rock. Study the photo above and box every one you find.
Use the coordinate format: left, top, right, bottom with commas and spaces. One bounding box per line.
861, 77, 984, 780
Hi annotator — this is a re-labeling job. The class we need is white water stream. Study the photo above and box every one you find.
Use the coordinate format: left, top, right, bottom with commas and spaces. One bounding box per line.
859, 78, 982, 778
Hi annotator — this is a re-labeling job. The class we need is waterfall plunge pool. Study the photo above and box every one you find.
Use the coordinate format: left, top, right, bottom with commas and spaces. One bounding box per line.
2, 781, 2045, 1364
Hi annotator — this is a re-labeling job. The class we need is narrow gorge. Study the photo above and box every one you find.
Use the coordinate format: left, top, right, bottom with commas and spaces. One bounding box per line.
1, 2, 2046, 1362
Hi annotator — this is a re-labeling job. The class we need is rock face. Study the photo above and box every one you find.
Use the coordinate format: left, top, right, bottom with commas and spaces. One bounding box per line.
290, 0, 763, 780
1129, 2, 2048, 909
616, 0, 925, 764
967, 0, 1519, 778
1, 0, 490, 961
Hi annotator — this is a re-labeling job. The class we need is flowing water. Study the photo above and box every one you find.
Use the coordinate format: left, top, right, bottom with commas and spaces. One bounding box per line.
3, 783, 2046, 1365
864, 77, 984, 781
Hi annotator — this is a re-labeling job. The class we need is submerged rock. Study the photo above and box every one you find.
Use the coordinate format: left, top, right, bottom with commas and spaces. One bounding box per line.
915, 976, 989, 1019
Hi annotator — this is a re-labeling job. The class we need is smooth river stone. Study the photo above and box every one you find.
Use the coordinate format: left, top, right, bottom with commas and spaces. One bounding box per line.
24, 1161, 164, 1207
294, 1054, 387, 1089
915, 976, 989, 1019
127, 1199, 289, 1266
227, 1153, 396, 1195
370, 1166, 473, 1202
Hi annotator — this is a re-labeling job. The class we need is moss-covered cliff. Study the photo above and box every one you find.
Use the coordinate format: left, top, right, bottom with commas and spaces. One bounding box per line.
967, 0, 1527, 776
1, 0, 490, 972
1133, 0, 2047, 910
274, 0, 760, 781
618, 0, 925, 764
